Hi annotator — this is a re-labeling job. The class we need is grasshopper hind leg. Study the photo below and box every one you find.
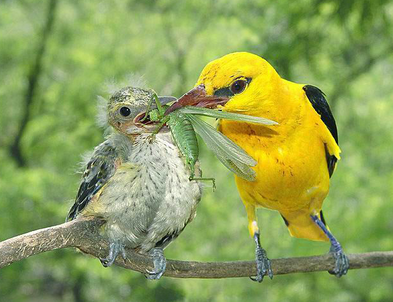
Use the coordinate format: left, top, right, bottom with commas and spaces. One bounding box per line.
189, 175, 216, 190
188, 165, 216, 189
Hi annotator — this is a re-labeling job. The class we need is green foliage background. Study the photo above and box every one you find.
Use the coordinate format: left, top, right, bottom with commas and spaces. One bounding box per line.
1, 0, 393, 301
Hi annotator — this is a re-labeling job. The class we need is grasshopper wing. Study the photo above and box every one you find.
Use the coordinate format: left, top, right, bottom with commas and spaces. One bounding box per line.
186, 114, 257, 181
180, 107, 278, 125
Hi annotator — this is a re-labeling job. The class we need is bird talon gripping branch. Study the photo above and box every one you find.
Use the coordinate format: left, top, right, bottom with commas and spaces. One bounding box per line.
250, 231, 273, 282
99, 241, 126, 267
145, 248, 167, 280
329, 250, 349, 277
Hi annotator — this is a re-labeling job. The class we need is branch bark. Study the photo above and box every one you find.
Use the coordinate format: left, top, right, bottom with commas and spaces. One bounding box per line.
1, 218, 393, 278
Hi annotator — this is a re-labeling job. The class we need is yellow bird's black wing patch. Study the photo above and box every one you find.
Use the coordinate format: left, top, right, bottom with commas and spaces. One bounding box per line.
303, 85, 338, 177
66, 141, 119, 221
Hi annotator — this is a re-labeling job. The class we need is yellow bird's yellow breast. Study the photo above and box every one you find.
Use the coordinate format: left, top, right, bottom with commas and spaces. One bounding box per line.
220, 108, 331, 213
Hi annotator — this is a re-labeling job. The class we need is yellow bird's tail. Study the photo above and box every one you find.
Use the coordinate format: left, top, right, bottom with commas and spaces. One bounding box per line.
280, 210, 329, 242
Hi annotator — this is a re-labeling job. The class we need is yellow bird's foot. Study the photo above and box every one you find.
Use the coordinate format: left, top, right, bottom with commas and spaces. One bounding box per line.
329, 246, 349, 277
311, 214, 349, 277
100, 241, 127, 267
250, 231, 273, 282
145, 247, 166, 280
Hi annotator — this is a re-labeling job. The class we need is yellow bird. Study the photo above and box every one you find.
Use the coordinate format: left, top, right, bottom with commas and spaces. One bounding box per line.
196, 52, 349, 281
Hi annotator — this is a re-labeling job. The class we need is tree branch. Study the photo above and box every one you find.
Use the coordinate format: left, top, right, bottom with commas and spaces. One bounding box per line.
1, 218, 392, 278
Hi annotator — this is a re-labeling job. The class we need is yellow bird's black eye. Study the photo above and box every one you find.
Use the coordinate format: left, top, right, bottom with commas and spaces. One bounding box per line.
119, 106, 131, 117
230, 79, 247, 94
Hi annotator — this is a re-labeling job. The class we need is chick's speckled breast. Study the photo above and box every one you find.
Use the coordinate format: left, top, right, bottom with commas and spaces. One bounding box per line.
91, 132, 202, 253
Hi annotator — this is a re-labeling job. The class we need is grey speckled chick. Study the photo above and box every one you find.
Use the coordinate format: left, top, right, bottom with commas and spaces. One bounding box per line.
66, 87, 202, 279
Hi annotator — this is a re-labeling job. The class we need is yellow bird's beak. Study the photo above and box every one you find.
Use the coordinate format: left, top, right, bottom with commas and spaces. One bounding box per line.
164, 85, 229, 115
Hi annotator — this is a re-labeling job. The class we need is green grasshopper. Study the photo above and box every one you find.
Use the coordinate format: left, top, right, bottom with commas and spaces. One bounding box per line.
143, 93, 217, 186
141, 87, 278, 184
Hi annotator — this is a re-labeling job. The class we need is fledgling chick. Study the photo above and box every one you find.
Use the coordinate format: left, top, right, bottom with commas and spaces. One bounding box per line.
66, 87, 202, 279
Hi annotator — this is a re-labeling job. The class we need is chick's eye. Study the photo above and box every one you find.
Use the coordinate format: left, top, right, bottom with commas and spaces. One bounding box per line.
119, 106, 131, 117
230, 79, 247, 94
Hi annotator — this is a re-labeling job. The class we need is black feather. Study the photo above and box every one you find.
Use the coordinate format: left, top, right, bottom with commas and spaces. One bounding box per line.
303, 85, 338, 177
320, 210, 327, 226
155, 232, 180, 249
281, 215, 290, 226
214, 87, 234, 97
303, 85, 338, 143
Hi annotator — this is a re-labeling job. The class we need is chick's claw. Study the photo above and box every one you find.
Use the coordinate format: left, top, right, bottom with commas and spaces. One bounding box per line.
100, 242, 126, 267
145, 248, 166, 280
